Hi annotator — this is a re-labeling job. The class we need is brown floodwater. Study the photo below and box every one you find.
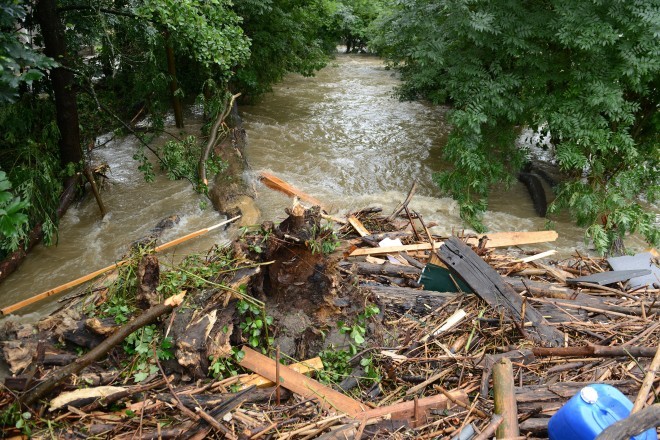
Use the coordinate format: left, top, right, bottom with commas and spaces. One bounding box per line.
0, 53, 645, 319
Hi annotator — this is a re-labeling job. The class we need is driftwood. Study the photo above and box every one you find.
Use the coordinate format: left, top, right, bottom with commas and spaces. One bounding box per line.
506, 278, 574, 299
343, 261, 422, 278
515, 380, 640, 414
356, 389, 469, 427
260, 171, 325, 209
21, 293, 184, 406
595, 404, 660, 440
199, 93, 241, 186
530, 295, 656, 318
438, 237, 564, 347
531, 345, 658, 358
238, 346, 366, 417
386, 181, 417, 222
362, 284, 459, 315
473, 414, 504, 440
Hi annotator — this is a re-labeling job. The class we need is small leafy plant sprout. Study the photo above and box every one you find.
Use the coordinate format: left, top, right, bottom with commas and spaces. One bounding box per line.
338, 303, 380, 351
236, 299, 274, 351
306, 223, 340, 255
209, 348, 245, 383
123, 324, 173, 383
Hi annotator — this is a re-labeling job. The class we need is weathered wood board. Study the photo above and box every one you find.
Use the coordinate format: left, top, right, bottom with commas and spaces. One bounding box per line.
438, 237, 564, 347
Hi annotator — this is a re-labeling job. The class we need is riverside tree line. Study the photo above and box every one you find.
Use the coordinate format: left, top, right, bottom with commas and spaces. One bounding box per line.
0, 0, 657, 264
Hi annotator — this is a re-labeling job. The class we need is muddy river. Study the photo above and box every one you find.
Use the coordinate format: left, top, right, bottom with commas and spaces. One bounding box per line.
0, 53, 621, 317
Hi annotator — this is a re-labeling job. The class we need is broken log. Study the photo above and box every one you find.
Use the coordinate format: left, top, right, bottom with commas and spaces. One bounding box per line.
21, 292, 185, 406
506, 278, 574, 299
342, 261, 422, 278
361, 284, 459, 315
438, 237, 564, 347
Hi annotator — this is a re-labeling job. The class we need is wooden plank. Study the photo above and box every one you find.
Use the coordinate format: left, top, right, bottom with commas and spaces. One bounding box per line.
356, 389, 468, 427
438, 237, 564, 347
349, 230, 559, 256
259, 171, 324, 209
347, 215, 370, 237
514, 250, 557, 263
350, 242, 443, 256
466, 230, 558, 248
237, 357, 323, 390
238, 347, 366, 416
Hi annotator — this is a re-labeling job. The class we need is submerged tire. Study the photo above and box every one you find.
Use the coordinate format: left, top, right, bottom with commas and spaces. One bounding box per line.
518, 172, 547, 217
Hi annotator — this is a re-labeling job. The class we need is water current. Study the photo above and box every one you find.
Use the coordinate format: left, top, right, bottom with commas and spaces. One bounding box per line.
0, 53, 638, 318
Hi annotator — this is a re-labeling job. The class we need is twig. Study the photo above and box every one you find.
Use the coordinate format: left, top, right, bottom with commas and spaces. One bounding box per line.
632, 343, 660, 413
386, 181, 417, 222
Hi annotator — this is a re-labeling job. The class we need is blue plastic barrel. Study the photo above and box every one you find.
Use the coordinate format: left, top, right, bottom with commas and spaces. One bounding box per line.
548, 383, 657, 440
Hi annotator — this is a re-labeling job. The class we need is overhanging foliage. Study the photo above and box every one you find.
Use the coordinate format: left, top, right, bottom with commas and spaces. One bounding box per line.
372, 0, 659, 252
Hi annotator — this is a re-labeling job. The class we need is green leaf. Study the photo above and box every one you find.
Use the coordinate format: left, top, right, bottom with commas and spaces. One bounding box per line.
134, 371, 149, 383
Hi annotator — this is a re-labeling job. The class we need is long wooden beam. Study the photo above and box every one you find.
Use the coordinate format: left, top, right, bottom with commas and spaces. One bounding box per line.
238, 346, 366, 416
1, 216, 241, 315
259, 171, 324, 209
349, 230, 558, 256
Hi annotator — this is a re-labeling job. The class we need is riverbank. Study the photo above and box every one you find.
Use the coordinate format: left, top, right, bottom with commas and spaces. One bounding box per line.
1, 197, 658, 439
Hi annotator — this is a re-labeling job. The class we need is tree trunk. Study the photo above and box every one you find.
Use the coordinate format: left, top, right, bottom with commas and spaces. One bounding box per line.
164, 31, 184, 128
35, 0, 82, 169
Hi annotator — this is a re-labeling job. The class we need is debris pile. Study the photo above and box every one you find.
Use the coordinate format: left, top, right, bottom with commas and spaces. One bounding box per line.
0, 177, 658, 439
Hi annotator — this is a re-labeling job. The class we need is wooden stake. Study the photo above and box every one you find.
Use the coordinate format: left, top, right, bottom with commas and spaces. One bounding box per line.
1, 216, 240, 315
492, 358, 519, 439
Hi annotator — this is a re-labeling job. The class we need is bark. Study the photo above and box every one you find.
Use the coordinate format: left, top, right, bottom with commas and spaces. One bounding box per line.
35, 0, 82, 168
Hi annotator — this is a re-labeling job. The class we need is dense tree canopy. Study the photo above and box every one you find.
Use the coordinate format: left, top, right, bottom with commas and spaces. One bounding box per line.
0, 0, 343, 259
1, 0, 657, 260
372, 0, 659, 252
